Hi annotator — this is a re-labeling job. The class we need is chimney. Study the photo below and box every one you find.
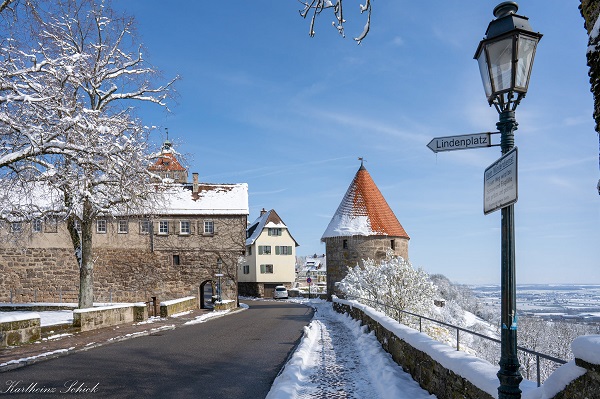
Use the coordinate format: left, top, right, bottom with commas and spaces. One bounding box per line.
192, 173, 199, 194
260, 208, 267, 216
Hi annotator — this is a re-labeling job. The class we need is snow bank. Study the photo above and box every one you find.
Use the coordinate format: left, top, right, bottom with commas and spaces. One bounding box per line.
0, 312, 40, 323
571, 334, 600, 365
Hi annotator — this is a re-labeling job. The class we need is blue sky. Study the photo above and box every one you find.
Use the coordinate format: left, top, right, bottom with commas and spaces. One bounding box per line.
119, 1, 598, 285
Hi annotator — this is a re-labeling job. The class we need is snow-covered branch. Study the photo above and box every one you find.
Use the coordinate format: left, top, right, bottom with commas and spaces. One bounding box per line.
298, 0, 372, 44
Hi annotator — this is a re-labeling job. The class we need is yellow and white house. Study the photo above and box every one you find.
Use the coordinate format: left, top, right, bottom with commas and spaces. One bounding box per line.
239, 209, 298, 298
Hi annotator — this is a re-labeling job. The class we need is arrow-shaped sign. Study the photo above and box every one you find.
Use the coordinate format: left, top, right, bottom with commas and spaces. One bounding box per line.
427, 132, 497, 153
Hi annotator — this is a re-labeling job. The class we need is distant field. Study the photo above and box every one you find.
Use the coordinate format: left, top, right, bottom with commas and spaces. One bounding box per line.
471, 284, 600, 322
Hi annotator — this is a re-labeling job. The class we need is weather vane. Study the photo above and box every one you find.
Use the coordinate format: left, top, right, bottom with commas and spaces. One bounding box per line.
358, 157, 366, 167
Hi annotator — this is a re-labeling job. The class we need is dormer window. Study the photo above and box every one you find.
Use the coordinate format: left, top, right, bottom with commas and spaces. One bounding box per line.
268, 228, 282, 236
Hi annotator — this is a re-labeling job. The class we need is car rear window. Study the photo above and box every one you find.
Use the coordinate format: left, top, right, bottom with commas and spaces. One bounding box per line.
276, 287, 286, 291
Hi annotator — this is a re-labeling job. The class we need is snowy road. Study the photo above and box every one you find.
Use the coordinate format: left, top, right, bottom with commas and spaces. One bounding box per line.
267, 300, 436, 399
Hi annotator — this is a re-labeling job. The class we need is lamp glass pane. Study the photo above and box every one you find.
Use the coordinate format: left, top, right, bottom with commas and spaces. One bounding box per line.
477, 50, 492, 99
515, 36, 538, 90
487, 37, 514, 93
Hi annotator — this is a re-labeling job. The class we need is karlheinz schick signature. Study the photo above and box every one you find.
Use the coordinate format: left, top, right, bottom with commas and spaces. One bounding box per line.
1, 380, 100, 394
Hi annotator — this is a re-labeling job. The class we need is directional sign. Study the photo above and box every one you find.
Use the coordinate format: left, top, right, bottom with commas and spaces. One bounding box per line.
484, 147, 518, 215
427, 132, 495, 153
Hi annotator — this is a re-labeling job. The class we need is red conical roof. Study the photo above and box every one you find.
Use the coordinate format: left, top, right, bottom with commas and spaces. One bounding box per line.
322, 164, 409, 240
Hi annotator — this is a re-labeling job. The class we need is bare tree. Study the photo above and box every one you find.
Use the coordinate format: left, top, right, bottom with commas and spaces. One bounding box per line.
0, 0, 177, 308
298, 0, 372, 44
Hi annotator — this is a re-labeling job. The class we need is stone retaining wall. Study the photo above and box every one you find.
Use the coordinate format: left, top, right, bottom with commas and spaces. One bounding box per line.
333, 301, 495, 399
73, 304, 142, 332
0, 313, 41, 347
159, 296, 198, 317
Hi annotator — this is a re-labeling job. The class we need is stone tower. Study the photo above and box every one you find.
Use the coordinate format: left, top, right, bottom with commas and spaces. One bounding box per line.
148, 139, 188, 184
321, 163, 410, 299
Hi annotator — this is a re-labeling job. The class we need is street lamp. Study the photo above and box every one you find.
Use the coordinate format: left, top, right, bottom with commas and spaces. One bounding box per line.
474, 3, 542, 399
216, 258, 223, 303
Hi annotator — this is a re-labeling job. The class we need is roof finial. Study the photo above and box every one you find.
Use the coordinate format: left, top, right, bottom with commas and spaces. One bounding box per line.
358, 157, 366, 170
165, 127, 169, 141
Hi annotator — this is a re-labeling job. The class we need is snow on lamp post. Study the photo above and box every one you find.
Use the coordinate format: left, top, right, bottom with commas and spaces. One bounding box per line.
474, 2, 542, 398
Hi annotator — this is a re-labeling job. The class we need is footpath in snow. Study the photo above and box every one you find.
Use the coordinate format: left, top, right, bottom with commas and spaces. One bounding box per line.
266, 299, 436, 399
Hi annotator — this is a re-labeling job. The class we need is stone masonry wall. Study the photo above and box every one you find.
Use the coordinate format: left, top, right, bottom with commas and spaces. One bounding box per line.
324, 235, 409, 299
0, 215, 246, 304
333, 301, 494, 399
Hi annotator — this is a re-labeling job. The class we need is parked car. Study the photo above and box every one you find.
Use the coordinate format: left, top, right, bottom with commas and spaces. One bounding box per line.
273, 285, 288, 299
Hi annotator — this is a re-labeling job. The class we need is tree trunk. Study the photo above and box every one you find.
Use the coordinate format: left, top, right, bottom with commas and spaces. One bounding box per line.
79, 199, 94, 309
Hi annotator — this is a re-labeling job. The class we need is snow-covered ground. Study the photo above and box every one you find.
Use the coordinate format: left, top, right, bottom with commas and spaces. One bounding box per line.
266, 299, 436, 399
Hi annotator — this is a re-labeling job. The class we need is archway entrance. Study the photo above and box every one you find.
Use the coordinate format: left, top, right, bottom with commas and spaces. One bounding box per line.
200, 280, 215, 309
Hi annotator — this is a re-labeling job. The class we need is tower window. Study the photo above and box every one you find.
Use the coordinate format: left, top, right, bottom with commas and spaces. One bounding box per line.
391, 239, 395, 250
343, 239, 348, 249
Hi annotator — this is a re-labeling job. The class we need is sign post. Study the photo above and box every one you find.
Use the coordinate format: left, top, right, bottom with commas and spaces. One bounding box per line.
484, 147, 518, 215
427, 132, 495, 153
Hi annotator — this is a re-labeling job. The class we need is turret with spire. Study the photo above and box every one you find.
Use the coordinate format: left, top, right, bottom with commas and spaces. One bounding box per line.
321, 161, 410, 299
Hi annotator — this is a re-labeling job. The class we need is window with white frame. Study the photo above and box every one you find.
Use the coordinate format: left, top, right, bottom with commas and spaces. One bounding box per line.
159, 220, 169, 235
275, 246, 293, 255
11, 222, 22, 233
180, 221, 191, 235
45, 218, 58, 233
118, 219, 128, 234
204, 220, 214, 235
258, 245, 271, 255
243, 265, 250, 274
32, 219, 42, 233
97, 219, 107, 234
260, 264, 273, 274
140, 220, 151, 234
268, 228, 282, 236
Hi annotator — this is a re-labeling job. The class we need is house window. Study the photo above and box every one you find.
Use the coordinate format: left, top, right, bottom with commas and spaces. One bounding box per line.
45, 218, 58, 233
343, 239, 348, 249
97, 220, 107, 234
118, 219, 128, 234
204, 221, 214, 235
172, 254, 180, 265
174, 172, 179, 180
247, 246, 252, 256
260, 264, 273, 274
275, 246, 293, 255
140, 220, 151, 234
11, 222, 22, 233
268, 228, 282, 236
180, 221, 191, 235
32, 219, 42, 233
258, 245, 271, 255
243, 265, 250, 274
159, 220, 169, 235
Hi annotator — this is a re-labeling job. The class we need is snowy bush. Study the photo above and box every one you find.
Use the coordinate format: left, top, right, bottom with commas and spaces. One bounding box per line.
337, 253, 436, 326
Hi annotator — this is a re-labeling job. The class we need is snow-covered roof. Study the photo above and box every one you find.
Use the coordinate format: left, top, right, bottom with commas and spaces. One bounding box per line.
299, 255, 327, 273
162, 183, 248, 216
245, 209, 298, 246
322, 164, 409, 240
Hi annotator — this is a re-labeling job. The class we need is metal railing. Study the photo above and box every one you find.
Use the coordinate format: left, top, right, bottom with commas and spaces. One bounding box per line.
344, 296, 566, 387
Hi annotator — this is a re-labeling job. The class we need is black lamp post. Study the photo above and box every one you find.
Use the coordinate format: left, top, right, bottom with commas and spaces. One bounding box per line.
216, 258, 223, 302
474, 2, 542, 398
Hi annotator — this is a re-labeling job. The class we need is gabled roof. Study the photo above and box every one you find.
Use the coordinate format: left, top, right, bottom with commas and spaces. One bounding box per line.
321, 164, 409, 240
246, 209, 299, 247
162, 183, 248, 215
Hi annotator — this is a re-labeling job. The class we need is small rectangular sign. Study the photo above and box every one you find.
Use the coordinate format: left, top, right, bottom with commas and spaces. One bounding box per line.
427, 133, 493, 153
484, 147, 518, 215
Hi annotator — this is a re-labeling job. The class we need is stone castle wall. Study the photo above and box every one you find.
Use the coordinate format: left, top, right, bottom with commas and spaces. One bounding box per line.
324, 235, 409, 299
0, 215, 246, 304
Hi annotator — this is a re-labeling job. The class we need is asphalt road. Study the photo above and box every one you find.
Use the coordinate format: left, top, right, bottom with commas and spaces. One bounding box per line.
0, 300, 314, 399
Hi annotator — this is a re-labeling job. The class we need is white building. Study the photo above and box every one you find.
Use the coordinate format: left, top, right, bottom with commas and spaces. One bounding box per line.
239, 208, 298, 298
